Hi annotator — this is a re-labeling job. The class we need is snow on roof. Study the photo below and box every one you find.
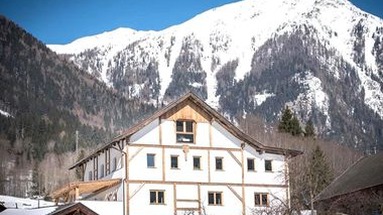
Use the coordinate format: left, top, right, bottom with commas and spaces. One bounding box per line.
78, 200, 123, 215
0, 207, 57, 215
0, 195, 123, 215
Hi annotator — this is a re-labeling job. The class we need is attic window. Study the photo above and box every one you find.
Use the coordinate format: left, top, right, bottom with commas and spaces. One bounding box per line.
176, 120, 195, 143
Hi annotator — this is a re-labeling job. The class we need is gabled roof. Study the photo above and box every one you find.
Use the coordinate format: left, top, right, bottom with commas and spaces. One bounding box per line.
49, 202, 97, 215
70, 92, 302, 169
315, 152, 383, 202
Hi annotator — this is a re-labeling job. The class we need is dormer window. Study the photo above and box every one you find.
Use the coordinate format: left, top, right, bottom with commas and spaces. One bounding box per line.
176, 120, 194, 143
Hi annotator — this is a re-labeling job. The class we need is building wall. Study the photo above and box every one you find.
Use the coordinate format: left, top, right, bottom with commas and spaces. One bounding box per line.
79, 102, 289, 214
83, 146, 125, 182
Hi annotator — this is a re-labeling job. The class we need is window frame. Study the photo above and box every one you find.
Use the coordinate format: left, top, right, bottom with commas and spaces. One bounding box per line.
215, 157, 223, 171
149, 190, 165, 205
264, 160, 272, 172
170, 155, 179, 169
208, 191, 223, 206
193, 156, 201, 170
147, 154, 156, 168
247, 158, 255, 171
176, 120, 195, 144
254, 193, 269, 207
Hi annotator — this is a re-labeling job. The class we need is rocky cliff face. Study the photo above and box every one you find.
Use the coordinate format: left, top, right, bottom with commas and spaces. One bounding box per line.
48, 0, 383, 150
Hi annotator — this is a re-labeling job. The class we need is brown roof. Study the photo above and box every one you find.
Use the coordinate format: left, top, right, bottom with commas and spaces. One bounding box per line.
49, 202, 98, 215
51, 178, 121, 200
315, 152, 383, 201
69, 92, 302, 170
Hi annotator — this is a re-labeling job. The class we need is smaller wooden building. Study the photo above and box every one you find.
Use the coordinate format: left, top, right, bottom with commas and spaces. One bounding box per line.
315, 152, 383, 214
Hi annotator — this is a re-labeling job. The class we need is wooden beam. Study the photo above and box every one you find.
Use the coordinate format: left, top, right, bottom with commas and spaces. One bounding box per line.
162, 146, 166, 181
227, 151, 242, 167
198, 184, 201, 215
129, 183, 145, 200
129, 147, 143, 162
241, 148, 246, 215
159, 118, 162, 145
173, 183, 177, 215
176, 208, 199, 211
227, 185, 243, 202
127, 180, 288, 188
176, 199, 199, 202
128, 143, 242, 152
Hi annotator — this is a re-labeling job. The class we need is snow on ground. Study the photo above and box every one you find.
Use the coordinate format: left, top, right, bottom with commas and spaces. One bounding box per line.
0, 207, 57, 215
0, 195, 55, 209
0, 196, 124, 215
0, 195, 57, 215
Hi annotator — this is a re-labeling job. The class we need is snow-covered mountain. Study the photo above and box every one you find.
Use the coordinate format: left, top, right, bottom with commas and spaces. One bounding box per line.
48, 0, 383, 150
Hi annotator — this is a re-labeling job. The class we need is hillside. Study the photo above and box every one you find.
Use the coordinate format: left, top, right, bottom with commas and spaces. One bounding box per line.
48, 0, 383, 151
0, 15, 155, 195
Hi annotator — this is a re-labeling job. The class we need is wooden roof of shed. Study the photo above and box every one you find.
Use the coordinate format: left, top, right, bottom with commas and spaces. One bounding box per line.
51, 178, 121, 200
69, 92, 302, 170
315, 152, 383, 201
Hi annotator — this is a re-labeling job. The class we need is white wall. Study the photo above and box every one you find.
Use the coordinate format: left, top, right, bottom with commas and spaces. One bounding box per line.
161, 120, 176, 145
130, 119, 159, 144
129, 183, 174, 215
83, 147, 124, 182
200, 185, 243, 215
243, 146, 286, 185
209, 150, 242, 184
164, 148, 209, 182
211, 121, 242, 148
129, 147, 163, 181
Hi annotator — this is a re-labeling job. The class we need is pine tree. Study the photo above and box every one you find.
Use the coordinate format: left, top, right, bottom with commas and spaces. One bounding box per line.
278, 106, 293, 133
290, 116, 302, 136
30, 164, 43, 197
304, 120, 315, 137
306, 145, 333, 211
278, 106, 302, 136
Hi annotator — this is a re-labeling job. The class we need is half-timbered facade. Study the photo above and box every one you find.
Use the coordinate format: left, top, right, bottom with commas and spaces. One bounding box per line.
52, 92, 301, 215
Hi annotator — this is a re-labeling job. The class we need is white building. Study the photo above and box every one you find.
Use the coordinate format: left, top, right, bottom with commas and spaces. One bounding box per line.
52, 92, 301, 215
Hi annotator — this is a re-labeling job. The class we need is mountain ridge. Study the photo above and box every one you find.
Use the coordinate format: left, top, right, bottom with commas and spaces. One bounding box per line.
47, 0, 383, 150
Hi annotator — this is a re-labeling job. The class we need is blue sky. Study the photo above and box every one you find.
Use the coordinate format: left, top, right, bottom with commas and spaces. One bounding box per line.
0, 0, 382, 44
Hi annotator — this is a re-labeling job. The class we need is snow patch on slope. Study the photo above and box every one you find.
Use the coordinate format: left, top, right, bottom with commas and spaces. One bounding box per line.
0, 109, 12, 118
254, 93, 275, 106
290, 71, 331, 128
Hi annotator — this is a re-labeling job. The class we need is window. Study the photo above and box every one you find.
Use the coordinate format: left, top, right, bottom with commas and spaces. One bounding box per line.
193, 156, 201, 170
150, 190, 165, 204
176, 120, 194, 143
215, 157, 223, 170
88, 171, 93, 181
100, 164, 105, 178
113, 157, 117, 172
171, 155, 178, 169
208, 192, 222, 205
247, 158, 255, 171
254, 193, 268, 206
147, 154, 155, 168
265, 160, 272, 172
